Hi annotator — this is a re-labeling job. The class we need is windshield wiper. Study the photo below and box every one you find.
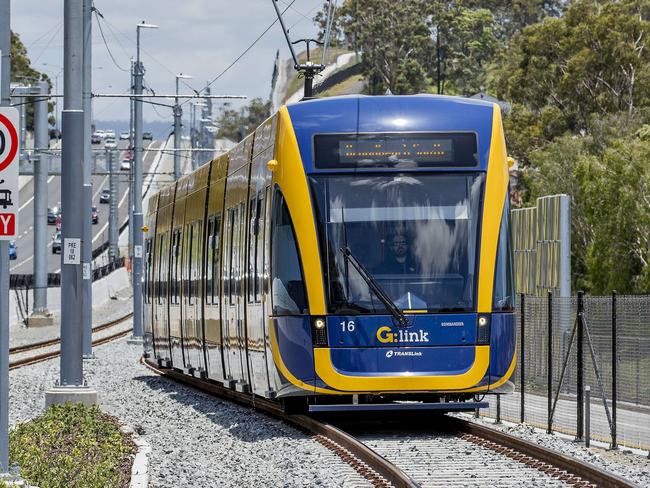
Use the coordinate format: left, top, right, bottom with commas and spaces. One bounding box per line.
340, 246, 409, 328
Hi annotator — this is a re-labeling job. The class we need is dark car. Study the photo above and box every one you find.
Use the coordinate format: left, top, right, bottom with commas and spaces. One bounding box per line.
52, 232, 62, 254
99, 188, 110, 204
47, 206, 60, 224
142, 131, 153, 141
92, 205, 99, 224
8, 241, 16, 260
91, 133, 102, 144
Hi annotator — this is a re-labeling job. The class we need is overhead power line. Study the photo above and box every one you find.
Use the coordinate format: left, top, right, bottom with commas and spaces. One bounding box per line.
183, 0, 297, 107
92, 5, 130, 72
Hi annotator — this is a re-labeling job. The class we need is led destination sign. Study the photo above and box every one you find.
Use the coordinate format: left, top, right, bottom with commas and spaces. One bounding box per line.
340, 137, 454, 163
314, 132, 477, 169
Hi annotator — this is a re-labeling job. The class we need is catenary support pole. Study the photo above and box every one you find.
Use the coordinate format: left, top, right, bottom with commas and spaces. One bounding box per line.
45, 0, 97, 407
82, 0, 93, 358
1, 3, 12, 471
128, 60, 134, 262
31, 81, 52, 322
131, 25, 147, 341
547, 291, 553, 434
611, 290, 617, 450
585, 386, 591, 448
520, 293, 525, 424
173, 103, 181, 180
576, 290, 585, 441
108, 149, 118, 260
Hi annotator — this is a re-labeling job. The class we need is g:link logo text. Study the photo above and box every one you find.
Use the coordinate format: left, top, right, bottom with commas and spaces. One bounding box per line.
376, 326, 429, 344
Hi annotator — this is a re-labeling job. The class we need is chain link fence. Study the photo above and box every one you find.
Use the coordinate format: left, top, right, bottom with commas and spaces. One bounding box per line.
483, 293, 650, 451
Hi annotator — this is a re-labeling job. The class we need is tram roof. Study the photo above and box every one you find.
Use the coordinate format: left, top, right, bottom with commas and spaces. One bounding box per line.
285, 94, 497, 173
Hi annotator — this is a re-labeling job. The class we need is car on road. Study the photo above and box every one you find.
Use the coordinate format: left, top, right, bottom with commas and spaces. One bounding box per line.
120, 158, 131, 171
143, 131, 153, 141
104, 137, 117, 149
119, 131, 130, 140
104, 130, 116, 139
92, 205, 99, 224
99, 188, 110, 204
47, 206, 60, 224
52, 232, 62, 254
8, 241, 16, 260
91, 132, 102, 144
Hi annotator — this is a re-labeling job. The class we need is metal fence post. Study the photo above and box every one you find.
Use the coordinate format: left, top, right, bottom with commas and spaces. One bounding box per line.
611, 290, 617, 450
585, 385, 591, 448
576, 290, 585, 441
496, 395, 502, 424
546, 291, 553, 434
520, 293, 525, 424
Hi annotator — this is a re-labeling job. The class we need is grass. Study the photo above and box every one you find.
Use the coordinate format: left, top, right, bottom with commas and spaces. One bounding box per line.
8, 403, 135, 488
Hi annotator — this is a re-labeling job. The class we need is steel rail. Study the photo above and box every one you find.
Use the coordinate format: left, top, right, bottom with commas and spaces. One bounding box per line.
9, 312, 134, 355
451, 417, 639, 488
8, 313, 133, 370
141, 358, 419, 488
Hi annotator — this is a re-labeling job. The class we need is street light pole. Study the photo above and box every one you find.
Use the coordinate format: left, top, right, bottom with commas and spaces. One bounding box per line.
174, 73, 192, 180
130, 21, 158, 343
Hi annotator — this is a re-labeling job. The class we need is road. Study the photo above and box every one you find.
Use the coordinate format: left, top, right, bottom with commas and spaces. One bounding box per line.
9, 139, 161, 274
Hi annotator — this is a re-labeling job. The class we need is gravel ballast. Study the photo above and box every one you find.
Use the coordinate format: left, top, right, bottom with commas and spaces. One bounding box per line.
8, 330, 373, 488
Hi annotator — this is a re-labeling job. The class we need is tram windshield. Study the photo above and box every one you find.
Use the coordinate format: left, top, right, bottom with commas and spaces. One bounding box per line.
310, 173, 484, 314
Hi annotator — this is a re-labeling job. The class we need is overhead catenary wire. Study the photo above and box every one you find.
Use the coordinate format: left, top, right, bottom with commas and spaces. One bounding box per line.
92, 4, 130, 72
181, 0, 297, 108
30, 22, 63, 66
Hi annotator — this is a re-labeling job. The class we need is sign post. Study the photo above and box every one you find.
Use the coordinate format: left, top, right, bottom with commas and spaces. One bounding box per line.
0, 105, 19, 474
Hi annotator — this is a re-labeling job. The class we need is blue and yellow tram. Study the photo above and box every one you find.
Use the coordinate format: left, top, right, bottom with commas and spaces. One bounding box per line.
143, 94, 516, 411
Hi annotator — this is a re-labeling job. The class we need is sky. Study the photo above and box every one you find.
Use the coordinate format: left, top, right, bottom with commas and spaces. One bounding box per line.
11, 0, 325, 123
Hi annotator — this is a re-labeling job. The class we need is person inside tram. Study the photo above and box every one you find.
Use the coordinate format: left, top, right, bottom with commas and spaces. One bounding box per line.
381, 232, 418, 275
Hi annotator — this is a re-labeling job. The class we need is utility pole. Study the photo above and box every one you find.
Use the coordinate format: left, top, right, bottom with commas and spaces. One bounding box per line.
0, 0, 11, 474
82, 0, 93, 358
107, 149, 118, 260
174, 73, 192, 180
27, 81, 54, 327
131, 22, 158, 343
46, 0, 97, 407
128, 59, 134, 262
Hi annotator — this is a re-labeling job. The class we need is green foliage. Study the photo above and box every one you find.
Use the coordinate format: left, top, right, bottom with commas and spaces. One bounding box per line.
11, 31, 53, 130
216, 98, 271, 142
9, 403, 135, 488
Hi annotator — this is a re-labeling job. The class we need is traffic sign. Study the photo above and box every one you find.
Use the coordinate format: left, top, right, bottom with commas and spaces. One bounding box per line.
0, 108, 19, 240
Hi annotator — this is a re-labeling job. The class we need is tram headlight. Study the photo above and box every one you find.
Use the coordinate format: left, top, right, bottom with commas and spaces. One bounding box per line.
477, 314, 491, 345
311, 317, 328, 347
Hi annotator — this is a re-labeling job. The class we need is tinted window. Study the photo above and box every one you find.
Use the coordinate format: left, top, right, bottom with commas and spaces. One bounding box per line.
493, 195, 515, 311
271, 191, 308, 315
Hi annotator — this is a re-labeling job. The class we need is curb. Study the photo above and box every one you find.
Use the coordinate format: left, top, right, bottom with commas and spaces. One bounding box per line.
120, 423, 151, 488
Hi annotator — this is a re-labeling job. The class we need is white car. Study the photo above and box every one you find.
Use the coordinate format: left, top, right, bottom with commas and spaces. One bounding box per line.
104, 137, 117, 149
119, 131, 130, 140
105, 130, 116, 139
120, 159, 131, 171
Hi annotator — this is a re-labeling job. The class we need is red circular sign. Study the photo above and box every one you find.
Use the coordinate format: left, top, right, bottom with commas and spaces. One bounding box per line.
0, 113, 19, 172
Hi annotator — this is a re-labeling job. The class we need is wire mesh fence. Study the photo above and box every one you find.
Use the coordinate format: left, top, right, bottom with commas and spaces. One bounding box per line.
482, 293, 650, 451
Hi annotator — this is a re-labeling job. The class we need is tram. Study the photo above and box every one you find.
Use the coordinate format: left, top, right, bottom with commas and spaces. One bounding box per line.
144, 94, 516, 411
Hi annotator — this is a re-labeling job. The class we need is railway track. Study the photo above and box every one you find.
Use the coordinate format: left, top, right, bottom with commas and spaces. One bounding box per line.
142, 359, 638, 488
9, 312, 134, 370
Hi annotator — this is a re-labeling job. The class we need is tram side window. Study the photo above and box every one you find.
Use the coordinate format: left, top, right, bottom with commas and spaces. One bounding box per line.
255, 191, 266, 302
248, 196, 257, 302
206, 219, 213, 305
157, 236, 164, 304
186, 224, 194, 306
271, 191, 308, 315
144, 239, 151, 304
493, 196, 515, 311
173, 230, 181, 305
227, 208, 235, 304
212, 216, 221, 303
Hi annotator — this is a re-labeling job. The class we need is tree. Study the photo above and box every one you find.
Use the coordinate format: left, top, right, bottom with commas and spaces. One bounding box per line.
428, 4, 499, 95
492, 0, 650, 135
337, 0, 434, 94
216, 98, 271, 142
11, 31, 52, 130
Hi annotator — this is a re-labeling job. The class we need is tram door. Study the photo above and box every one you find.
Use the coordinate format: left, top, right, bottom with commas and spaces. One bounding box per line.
222, 140, 253, 389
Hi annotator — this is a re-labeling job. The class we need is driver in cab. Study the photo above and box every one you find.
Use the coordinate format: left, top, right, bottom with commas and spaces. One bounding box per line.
381, 233, 417, 274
